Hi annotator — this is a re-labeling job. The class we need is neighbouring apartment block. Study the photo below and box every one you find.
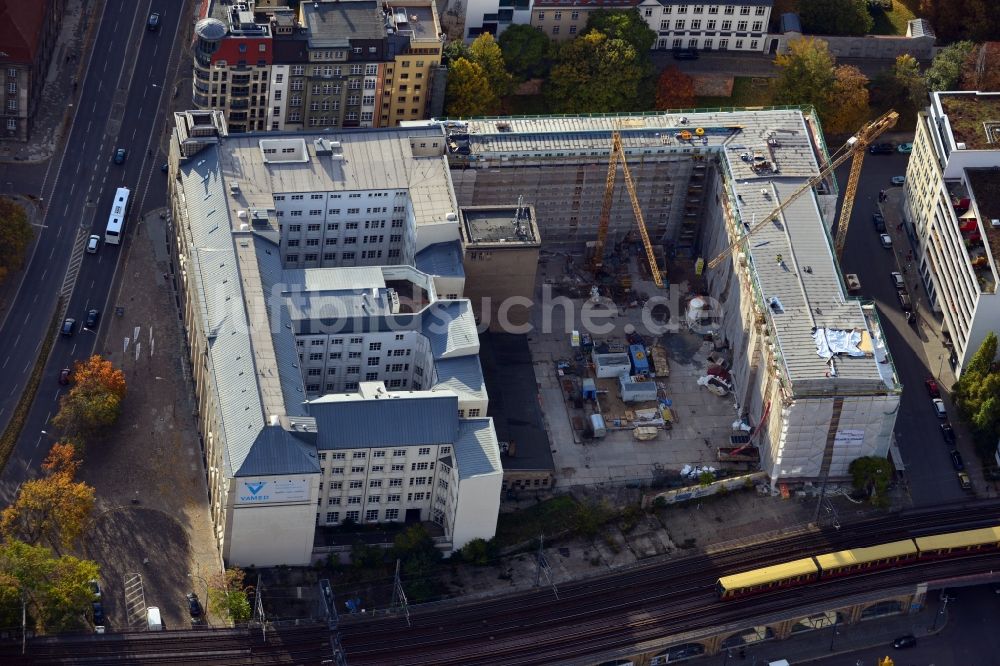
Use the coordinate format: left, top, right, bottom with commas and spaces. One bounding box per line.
193, 0, 444, 134
904, 91, 1000, 377
0, 0, 68, 141
166, 110, 500, 566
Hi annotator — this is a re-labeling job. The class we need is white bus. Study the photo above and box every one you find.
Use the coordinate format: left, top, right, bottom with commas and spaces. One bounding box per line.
104, 187, 130, 245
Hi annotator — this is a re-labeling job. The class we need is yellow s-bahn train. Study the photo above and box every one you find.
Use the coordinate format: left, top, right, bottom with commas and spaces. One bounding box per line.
718, 525, 1000, 599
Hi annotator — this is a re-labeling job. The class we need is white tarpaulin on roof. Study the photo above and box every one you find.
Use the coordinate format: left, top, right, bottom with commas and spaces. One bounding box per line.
813, 328, 865, 359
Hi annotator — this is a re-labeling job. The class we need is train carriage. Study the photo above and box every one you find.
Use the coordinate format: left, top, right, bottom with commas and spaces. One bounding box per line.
915, 526, 1000, 559
717, 558, 819, 599
815, 539, 918, 578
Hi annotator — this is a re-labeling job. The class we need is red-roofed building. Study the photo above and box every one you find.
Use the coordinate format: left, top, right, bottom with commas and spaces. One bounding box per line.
0, 0, 67, 141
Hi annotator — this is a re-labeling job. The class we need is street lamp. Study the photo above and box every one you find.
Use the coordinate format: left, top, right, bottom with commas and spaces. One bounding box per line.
829, 615, 839, 651
187, 573, 210, 624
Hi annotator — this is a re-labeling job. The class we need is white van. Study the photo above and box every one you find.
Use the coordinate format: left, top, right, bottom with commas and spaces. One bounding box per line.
147, 606, 163, 631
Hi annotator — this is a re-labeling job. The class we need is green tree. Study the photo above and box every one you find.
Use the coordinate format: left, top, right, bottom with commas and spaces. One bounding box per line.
953, 332, 1000, 445
824, 65, 870, 134
848, 456, 892, 506
572, 499, 612, 538
391, 525, 443, 603
771, 37, 836, 118
469, 33, 514, 99
445, 58, 498, 117
442, 40, 470, 66
458, 538, 497, 565
497, 24, 552, 80
798, 0, 873, 35
0, 198, 33, 286
584, 8, 656, 53
925, 41, 975, 92
0, 539, 100, 633
546, 31, 647, 113
209, 567, 253, 623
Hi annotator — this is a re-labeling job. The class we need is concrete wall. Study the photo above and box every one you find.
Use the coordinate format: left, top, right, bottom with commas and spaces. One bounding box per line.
226, 476, 319, 567
451, 468, 503, 549
778, 32, 935, 61
462, 244, 540, 331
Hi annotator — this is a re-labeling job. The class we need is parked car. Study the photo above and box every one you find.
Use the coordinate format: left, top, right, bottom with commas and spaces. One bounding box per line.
161, 162, 169, 173
869, 143, 894, 154
932, 398, 947, 419
92, 601, 106, 627
85, 309, 100, 329
897, 291, 913, 312
61, 318, 76, 336
897, 142, 913, 153
873, 212, 886, 233
114, 148, 127, 164
186, 592, 204, 618
891, 271, 905, 290
890, 176, 906, 186
925, 378, 940, 397
148, 12, 160, 30
892, 634, 917, 649
86, 235, 100, 254
940, 422, 955, 445
88, 579, 101, 599
880, 233, 893, 248
958, 471, 972, 490
950, 449, 965, 471
672, 48, 699, 60
58, 368, 72, 386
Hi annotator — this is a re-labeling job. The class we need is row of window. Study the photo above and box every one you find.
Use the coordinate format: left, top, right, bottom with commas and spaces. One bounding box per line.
658, 19, 762, 31
285, 233, 401, 245
299, 336, 409, 348
646, 4, 765, 16
285, 250, 399, 263
657, 37, 759, 50
318, 446, 440, 461
323, 508, 397, 523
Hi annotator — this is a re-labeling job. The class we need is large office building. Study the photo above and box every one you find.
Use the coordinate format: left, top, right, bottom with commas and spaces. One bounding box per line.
166, 110, 500, 567
193, 0, 444, 134
435, 109, 900, 486
903, 91, 1000, 377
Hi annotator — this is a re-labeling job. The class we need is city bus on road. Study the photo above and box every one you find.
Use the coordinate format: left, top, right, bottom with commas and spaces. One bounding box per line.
104, 187, 130, 245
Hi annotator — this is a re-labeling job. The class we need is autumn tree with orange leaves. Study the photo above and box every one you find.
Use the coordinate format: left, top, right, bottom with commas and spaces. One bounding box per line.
654, 66, 696, 111
1, 444, 94, 553
52, 355, 126, 446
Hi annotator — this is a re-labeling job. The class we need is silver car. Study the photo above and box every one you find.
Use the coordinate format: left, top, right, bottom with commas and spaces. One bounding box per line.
87, 235, 100, 254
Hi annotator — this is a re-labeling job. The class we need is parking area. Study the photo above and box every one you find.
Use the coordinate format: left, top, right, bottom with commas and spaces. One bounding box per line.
77, 212, 220, 630
526, 253, 742, 488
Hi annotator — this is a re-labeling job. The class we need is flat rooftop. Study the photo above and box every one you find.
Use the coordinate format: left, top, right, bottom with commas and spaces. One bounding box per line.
939, 92, 1000, 150
461, 206, 540, 245
391, 5, 437, 40
301, 0, 386, 45
966, 168, 1000, 286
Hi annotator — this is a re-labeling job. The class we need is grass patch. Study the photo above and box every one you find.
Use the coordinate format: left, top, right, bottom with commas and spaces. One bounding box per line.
870, 0, 918, 36
695, 76, 774, 109
495, 495, 580, 547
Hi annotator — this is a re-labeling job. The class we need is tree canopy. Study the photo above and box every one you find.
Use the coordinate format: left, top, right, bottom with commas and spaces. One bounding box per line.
654, 66, 696, 110
444, 58, 497, 117
824, 65, 871, 134
52, 355, 127, 446
584, 8, 657, 53
546, 31, 648, 113
848, 456, 892, 506
873, 53, 928, 114
771, 38, 837, 117
0, 197, 33, 286
919, 0, 1000, 43
209, 567, 253, 623
953, 332, 1000, 447
468, 33, 514, 100
798, 0, 873, 36
925, 41, 975, 92
497, 24, 552, 80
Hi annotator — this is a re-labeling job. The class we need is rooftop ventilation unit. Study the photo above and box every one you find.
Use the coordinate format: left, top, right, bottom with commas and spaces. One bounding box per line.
991, 219, 1000, 228
387, 288, 400, 314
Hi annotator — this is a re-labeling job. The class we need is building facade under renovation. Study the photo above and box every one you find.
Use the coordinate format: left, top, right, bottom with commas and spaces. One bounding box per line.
432, 110, 901, 485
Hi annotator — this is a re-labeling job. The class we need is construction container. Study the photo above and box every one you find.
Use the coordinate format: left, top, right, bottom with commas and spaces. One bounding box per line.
590, 414, 607, 438
629, 344, 649, 375
581, 378, 597, 401
619, 373, 657, 403
593, 351, 631, 378
571, 330, 581, 349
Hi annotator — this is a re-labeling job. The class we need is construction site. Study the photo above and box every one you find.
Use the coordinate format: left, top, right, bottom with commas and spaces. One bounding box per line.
437, 108, 905, 492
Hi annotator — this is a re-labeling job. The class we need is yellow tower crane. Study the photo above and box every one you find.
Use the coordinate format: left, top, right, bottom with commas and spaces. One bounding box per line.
591, 131, 664, 288
707, 110, 899, 271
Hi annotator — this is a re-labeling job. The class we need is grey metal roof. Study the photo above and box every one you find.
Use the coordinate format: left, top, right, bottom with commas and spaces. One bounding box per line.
300, 1, 386, 45
454, 418, 502, 480
432, 355, 487, 402
421, 300, 479, 359
415, 240, 465, 278
235, 427, 320, 477
308, 392, 460, 449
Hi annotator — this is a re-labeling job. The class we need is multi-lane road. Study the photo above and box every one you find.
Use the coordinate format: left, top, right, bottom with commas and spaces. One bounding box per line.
0, 1, 179, 502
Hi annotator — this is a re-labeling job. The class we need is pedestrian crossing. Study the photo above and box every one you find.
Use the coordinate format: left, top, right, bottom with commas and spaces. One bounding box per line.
59, 226, 89, 316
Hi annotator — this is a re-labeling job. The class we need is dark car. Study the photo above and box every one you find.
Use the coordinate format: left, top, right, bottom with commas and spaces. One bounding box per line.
897, 291, 913, 312
672, 48, 699, 60
92, 601, 106, 627
869, 143, 894, 154
186, 592, 204, 618
58, 368, 72, 386
148, 12, 160, 30
114, 148, 127, 164
872, 212, 886, 233
85, 309, 100, 329
940, 422, 956, 445
892, 634, 916, 649
950, 449, 965, 471
925, 378, 940, 397
61, 318, 76, 336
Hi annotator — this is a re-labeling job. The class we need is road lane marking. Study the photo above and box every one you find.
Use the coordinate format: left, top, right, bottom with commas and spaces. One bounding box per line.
63, 203, 69, 216
49, 246, 55, 259
13, 334, 19, 347
44, 411, 50, 424
32, 294, 38, 303
41, 269, 47, 280
54, 390, 60, 402
23, 313, 29, 325
70, 344, 76, 355
22, 361, 30, 374
35, 436, 42, 449
1, 357, 7, 369
69, 183, 74, 196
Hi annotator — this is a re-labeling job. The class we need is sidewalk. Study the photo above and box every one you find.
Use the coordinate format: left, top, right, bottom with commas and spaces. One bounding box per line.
684, 597, 945, 666
0, 0, 98, 164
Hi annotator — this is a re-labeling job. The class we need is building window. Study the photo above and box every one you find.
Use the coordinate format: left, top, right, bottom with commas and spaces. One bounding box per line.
735, 39, 744, 49
348, 496, 362, 505
326, 511, 339, 523
419, 447, 431, 456
346, 510, 359, 521
385, 508, 399, 520
736, 20, 748, 31
393, 449, 406, 457
365, 509, 379, 522
750, 39, 759, 50
756, 5, 766, 15
740, 5, 751, 15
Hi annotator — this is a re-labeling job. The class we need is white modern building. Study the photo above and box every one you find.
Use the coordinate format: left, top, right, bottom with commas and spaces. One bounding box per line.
166, 110, 501, 567
904, 91, 1000, 376
636, 0, 775, 53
